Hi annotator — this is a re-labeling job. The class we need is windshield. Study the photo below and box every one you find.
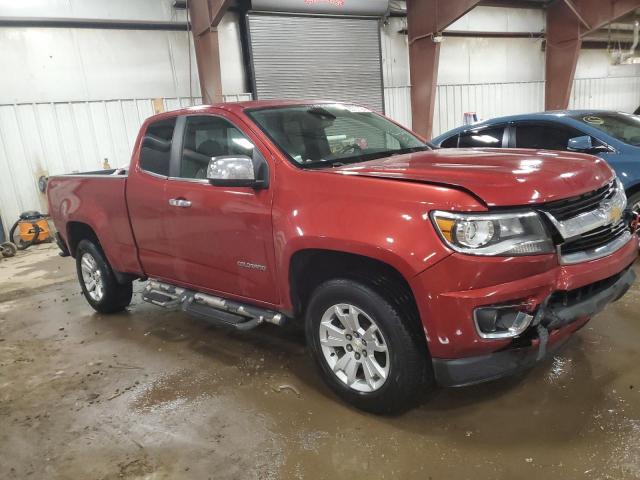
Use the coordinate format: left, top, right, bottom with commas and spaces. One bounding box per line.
571, 112, 640, 146
246, 104, 430, 168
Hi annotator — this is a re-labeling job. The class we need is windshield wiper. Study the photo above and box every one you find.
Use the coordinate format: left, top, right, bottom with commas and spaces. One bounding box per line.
302, 146, 431, 169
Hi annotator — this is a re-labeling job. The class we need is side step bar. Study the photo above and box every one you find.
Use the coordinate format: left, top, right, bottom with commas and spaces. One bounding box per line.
142, 280, 286, 331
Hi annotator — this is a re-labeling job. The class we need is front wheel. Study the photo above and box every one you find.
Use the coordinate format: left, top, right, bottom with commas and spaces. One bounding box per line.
76, 239, 132, 314
305, 279, 433, 414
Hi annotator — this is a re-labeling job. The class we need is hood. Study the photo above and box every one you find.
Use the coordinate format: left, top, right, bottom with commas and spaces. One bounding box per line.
330, 148, 614, 207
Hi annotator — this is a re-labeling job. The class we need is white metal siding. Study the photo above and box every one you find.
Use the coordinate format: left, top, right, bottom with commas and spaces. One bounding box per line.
0, 95, 252, 238
385, 76, 640, 138
570, 76, 640, 113
247, 14, 384, 112
0, 12, 247, 104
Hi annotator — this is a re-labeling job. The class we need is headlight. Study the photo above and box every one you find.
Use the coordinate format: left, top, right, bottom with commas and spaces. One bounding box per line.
431, 210, 553, 256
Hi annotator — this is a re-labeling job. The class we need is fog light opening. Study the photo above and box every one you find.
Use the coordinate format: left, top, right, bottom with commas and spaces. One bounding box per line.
474, 305, 534, 339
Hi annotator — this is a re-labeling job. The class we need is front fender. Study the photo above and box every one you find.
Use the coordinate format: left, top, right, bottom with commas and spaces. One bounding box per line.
272, 169, 485, 310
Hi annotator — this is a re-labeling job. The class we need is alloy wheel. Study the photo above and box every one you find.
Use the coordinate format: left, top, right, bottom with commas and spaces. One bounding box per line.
318, 303, 390, 393
80, 252, 104, 302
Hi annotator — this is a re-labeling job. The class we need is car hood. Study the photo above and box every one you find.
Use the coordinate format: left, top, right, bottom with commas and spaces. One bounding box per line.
330, 148, 614, 207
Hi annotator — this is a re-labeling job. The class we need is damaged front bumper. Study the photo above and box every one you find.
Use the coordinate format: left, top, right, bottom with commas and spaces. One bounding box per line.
433, 266, 636, 387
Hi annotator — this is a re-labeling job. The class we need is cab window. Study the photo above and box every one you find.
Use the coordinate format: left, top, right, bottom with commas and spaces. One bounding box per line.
179, 116, 257, 179
139, 118, 176, 176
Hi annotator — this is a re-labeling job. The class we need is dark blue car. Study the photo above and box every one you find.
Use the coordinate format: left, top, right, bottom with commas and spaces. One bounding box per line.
432, 111, 640, 210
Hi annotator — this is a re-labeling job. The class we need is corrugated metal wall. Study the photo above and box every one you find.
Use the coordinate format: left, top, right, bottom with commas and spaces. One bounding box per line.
0, 94, 251, 238
3, 76, 639, 238
570, 76, 640, 112
385, 75, 640, 137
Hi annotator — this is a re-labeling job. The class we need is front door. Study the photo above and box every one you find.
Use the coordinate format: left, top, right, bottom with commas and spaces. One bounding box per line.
164, 113, 278, 305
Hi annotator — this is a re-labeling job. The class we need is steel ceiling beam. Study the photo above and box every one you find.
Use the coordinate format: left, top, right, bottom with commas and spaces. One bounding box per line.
561, 0, 591, 30
407, 0, 482, 138
545, 0, 640, 110
188, 0, 232, 104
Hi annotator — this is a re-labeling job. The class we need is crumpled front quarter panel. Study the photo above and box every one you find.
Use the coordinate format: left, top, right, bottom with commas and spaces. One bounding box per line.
272, 165, 485, 310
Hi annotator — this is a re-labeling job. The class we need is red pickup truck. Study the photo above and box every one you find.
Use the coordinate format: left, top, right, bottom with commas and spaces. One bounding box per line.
48, 101, 638, 413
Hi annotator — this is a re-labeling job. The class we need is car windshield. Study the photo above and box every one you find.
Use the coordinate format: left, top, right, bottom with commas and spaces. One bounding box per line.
246, 104, 430, 168
571, 112, 640, 146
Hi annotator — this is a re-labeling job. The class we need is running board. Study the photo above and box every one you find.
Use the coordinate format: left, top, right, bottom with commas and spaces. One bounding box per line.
142, 280, 286, 330
142, 280, 187, 307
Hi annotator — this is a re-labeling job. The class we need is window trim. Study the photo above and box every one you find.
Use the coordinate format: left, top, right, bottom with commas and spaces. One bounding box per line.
169, 112, 271, 185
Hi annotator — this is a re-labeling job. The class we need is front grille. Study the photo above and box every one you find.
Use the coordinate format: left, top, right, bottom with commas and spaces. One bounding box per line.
541, 181, 615, 221
548, 266, 629, 308
560, 220, 628, 255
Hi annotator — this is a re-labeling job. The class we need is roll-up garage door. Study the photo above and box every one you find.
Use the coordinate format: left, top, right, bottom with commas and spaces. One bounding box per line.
247, 14, 384, 113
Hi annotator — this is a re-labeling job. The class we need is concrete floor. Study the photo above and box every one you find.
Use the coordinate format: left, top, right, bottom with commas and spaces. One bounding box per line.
1, 245, 639, 480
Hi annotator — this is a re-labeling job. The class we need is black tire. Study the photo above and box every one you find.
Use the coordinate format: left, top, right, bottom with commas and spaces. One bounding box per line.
1, 242, 17, 258
75, 239, 132, 314
628, 191, 640, 212
10, 221, 40, 251
305, 279, 433, 414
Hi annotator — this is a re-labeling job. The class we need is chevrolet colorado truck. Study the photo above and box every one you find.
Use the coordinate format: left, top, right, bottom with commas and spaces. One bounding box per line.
47, 101, 639, 413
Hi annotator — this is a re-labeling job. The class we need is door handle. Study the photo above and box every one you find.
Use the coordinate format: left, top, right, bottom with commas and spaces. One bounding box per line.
169, 198, 192, 208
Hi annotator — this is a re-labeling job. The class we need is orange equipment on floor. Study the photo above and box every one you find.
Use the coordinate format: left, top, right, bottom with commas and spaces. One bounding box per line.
9, 211, 52, 250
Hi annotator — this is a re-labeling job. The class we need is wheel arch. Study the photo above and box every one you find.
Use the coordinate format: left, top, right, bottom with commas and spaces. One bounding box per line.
67, 221, 138, 284
288, 249, 427, 351
66, 221, 100, 258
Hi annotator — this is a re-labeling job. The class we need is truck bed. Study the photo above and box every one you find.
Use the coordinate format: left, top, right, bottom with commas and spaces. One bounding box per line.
47, 172, 143, 276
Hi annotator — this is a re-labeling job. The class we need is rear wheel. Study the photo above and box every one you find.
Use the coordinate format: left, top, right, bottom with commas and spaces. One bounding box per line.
76, 239, 132, 313
305, 279, 432, 414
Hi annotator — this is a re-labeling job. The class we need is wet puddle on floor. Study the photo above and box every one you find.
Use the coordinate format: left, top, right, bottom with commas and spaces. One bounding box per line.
130, 369, 222, 413
1, 262, 639, 479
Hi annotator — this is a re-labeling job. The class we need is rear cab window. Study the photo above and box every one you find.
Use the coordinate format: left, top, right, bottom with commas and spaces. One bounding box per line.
139, 118, 177, 176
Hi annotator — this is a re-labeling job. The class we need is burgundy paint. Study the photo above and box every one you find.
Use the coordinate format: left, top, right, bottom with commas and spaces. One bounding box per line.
47, 101, 639, 361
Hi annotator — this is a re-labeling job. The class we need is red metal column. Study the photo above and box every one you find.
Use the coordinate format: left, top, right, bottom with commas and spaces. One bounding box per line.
545, 1, 582, 110
407, 0, 482, 138
188, 0, 232, 104
407, 32, 441, 140
545, 0, 640, 110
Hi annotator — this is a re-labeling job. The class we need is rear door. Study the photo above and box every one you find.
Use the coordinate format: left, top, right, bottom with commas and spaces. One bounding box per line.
127, 117, 176, 278
164, 112, 279, 305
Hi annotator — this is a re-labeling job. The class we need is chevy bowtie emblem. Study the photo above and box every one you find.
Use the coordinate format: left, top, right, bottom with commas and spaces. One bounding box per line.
609, 206, 622, 223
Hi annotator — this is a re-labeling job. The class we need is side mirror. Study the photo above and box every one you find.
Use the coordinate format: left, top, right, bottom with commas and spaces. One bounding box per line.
206, 155, 266, 188
568, 135, 610, 154
567, 135, 593, 152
